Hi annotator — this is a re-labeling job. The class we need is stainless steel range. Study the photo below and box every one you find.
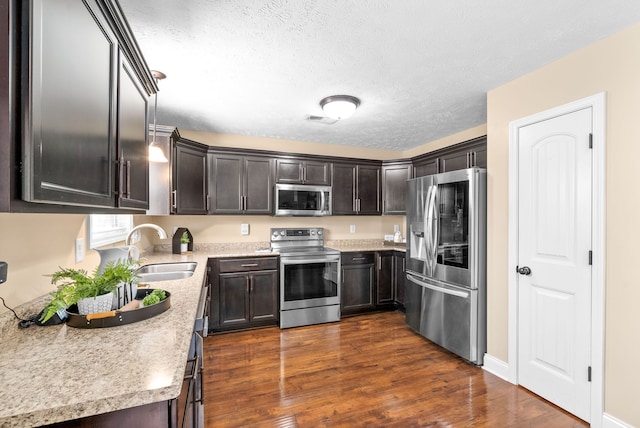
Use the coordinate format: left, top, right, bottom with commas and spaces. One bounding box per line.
271, 227, 341, 328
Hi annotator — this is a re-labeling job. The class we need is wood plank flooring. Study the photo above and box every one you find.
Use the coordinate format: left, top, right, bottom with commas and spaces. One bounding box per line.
203, 311, 587, 427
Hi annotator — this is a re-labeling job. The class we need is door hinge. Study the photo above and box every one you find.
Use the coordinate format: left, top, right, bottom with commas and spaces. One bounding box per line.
589, 250, 592, 265
588, 366, 592, 382
589, 133, 593, 149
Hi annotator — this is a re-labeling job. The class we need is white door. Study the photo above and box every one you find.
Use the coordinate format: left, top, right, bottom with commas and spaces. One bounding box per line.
517, 107, 592, 422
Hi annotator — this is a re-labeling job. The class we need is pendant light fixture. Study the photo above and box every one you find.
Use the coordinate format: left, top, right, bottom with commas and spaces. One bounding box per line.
320, 95, 360, 120
149, 70, 168, 163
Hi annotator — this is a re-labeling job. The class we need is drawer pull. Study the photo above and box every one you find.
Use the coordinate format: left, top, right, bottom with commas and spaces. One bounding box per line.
351, 257, 366, 261
241, 263, 259, 267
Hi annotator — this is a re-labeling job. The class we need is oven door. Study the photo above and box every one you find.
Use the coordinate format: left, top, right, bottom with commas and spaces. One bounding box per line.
280, 253, 341, 310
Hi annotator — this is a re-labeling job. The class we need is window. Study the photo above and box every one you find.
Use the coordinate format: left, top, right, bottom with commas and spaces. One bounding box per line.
88, 214, 133, 249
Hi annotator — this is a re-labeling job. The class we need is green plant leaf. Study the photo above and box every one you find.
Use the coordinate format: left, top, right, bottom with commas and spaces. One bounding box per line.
39, 260, 139, 323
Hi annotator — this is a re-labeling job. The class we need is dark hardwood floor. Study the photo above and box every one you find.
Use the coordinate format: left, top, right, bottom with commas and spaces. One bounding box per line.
203, 311, 587, 427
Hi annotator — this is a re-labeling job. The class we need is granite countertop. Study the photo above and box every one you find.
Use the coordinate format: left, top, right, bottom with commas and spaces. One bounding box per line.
0, 241, 400, 426
0, 251, 212, 427
326, 239, 406, 253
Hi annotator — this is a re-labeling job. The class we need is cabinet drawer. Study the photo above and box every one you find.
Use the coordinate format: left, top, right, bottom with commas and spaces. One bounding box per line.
341, 252, 375, 265
218, 257, 278, 273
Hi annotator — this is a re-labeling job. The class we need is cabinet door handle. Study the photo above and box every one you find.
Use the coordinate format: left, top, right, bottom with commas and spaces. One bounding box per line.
472, 151, 477, 166
126, 160, 131, 198
302, 166, 306, 182
118, 157, 125, 198
246, 276, 250, 293
171, 190, 177, 209
206, 195, 210, 211
352, 257, 366, 261
466, 152, 471, 168
352, 173, 357, 212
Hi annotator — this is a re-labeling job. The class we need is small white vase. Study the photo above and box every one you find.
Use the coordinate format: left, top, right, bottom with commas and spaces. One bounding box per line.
77, 292, 114, 315
180, 243, 188, 253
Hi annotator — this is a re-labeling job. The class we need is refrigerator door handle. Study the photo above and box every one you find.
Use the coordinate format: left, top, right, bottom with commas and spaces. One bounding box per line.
423, 186, 431, 270
406, 274, 470, 299
425, 184, 438, 276
431, 184, 439, 270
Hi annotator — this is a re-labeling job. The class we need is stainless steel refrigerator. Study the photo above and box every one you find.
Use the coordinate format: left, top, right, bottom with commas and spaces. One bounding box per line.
405, 167, 487, 365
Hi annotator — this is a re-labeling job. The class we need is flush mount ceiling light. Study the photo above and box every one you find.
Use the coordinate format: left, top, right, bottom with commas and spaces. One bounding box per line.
149, 70, 169, 163
320, 95, 360, 120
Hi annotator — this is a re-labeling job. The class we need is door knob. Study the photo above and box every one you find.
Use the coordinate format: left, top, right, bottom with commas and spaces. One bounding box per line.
517, 266, 532, 276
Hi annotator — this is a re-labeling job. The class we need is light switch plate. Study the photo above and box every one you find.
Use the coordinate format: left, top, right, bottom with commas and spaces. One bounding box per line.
75, 238, 84, 263
241, 223, 250, 236
0, 261, 7, 285
350, 224, 356, 233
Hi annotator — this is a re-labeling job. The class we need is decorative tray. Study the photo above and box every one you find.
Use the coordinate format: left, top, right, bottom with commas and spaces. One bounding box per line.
65, 289, 171, 329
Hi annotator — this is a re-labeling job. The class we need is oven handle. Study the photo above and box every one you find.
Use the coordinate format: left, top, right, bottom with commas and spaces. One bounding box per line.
281, 256, 340, 265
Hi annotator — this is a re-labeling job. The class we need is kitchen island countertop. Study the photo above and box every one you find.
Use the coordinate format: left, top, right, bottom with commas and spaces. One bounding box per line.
0, 251, 213, 427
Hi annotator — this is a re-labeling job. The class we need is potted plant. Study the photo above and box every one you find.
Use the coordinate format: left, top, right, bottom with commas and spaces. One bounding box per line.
180, 231, 190, 253
40, 260, 138, 323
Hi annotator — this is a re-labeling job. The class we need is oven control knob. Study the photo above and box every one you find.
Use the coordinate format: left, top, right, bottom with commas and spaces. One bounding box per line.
317, 230, 323, 235
280, 231, 285, 236
311, 230, 316, 235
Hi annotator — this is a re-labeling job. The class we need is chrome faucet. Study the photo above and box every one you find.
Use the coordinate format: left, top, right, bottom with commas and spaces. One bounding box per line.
125, 223, 168, 246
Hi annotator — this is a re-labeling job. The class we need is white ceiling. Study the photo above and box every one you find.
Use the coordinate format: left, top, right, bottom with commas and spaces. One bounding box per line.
119, 0, 640, 151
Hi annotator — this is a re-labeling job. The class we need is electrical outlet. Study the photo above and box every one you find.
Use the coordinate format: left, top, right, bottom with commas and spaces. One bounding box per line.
394, 224, 400, 233
0, 261, 7, 285
241, 223, 250, 236
75, 238, 84, 263
350, 224, 356, 233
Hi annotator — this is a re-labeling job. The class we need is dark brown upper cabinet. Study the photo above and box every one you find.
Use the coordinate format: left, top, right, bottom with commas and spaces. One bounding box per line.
172, 138, 209, 215
1, 0, 155, 212
412, 136, 487, 178
275, 158, 331, 185
332, 161, 381, 215
209, 151, 274, 215
117, 52, 149, 210
382, 161, 412, 215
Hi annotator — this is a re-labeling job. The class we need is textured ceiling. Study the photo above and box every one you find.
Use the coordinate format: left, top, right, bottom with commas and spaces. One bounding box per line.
119, 0, 640, 151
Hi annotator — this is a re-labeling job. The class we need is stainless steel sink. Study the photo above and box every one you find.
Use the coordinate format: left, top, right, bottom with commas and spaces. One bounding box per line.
135, 262, 197, 282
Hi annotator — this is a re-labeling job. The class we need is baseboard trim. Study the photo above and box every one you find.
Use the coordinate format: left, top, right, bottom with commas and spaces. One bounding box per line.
482, 353, 510, 382
602, 413, 632, 428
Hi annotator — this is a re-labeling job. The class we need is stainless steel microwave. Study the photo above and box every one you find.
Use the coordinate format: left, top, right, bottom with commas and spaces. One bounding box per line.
274, 184, 332, 216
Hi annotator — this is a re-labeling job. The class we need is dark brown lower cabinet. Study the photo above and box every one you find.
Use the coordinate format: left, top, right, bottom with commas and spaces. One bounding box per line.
341, 252, 376, 316
210, 256, 279, 332
376, 251, 395, 307
376, 250, 406, 310
394, 251, 406, 309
